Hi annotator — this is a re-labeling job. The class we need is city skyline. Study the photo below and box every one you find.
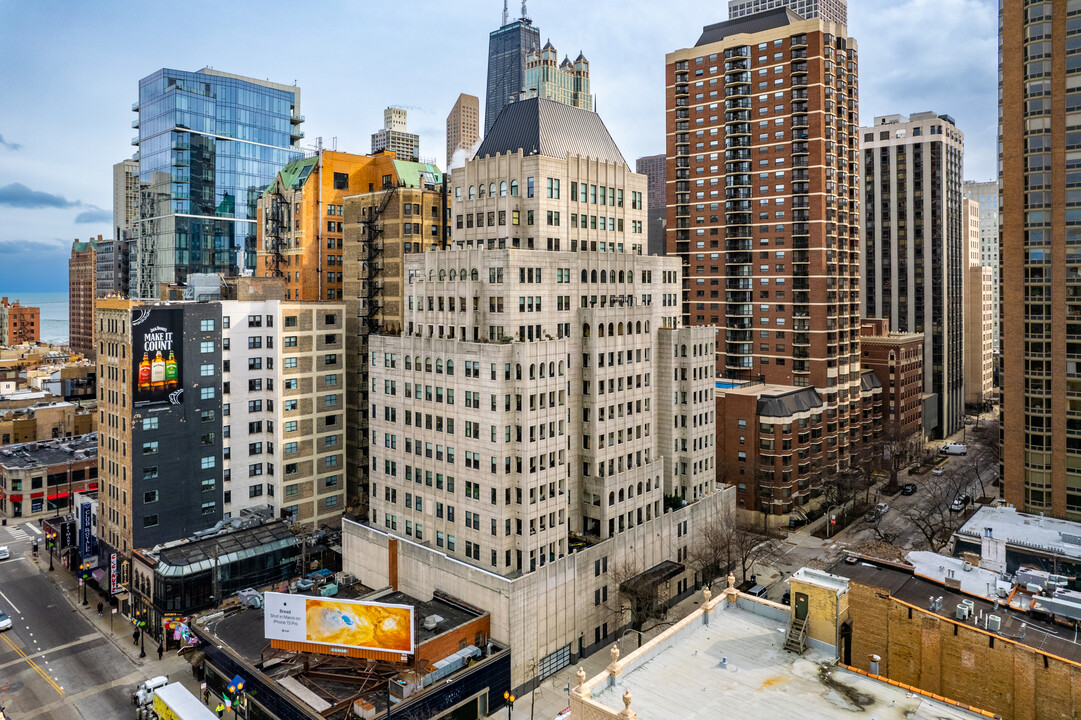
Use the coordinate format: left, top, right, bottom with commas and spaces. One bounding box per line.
0, 0, 997, 293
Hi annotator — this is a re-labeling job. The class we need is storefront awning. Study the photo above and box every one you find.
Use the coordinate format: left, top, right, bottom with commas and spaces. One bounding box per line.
92, 568, 106, 582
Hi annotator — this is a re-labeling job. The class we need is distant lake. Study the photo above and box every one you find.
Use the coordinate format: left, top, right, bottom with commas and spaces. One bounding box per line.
6, 291, 68, 345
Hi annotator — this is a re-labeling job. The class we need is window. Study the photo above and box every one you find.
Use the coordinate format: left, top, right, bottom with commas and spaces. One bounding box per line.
200, 341, 214, 353
284, 357, 298, 368
201, 502, 216, 515
143, 515, 159, 528
527, 177, 534, 198
201, 456, 216, 470
142, 441, 158, 455
284, 336, 297, 347
333, 172, 349, 190
200, 319, 215, 331
200, 363, 214, 376
142, 417, 158, 431
285, 442, 298, 455
200, 387, 215, 400
285, 420, 297, 432
144, 490, 158, 504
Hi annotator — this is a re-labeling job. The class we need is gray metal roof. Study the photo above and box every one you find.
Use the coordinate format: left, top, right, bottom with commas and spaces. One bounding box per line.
475, 97, 627, 166
696, 8, 804, 47
860, 370, 882, 392
756, 386, 822, 417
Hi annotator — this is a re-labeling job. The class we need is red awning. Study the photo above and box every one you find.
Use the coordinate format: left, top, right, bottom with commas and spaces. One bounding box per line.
8, 495, 22, 501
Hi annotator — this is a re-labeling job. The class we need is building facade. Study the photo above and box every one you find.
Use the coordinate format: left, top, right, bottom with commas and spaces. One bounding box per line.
859, 318, 924, 443
485, 10, 541, 134
635, 154, 667, 212
113, 158, 139, 250
371, 107, 420, 162
963, 197, 994, 407
861, 112, 966, 439
69, 237, 100, 359
219, 292, 347, 528
0, 298, 40, 345
446, 93, 480, 168
963, 179, 999, 351
727, 0, 847, 24
132, 68, 303, 297
524, 42, 592, 111
0, 433, 99, 522
96, 297, 223, 558
96, 238, 133, 298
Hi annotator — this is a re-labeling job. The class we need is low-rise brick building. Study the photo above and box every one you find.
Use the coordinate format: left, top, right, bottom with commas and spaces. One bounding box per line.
0, 433, 99, 521
859, 318, 924, 443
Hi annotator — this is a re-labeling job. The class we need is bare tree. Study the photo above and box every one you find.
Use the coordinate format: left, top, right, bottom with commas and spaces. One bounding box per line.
686, 503, 738, 589
854, 438, 885, 504
898, 470, 970, 551
606, 560, 658, 645
731, 522, 781, 585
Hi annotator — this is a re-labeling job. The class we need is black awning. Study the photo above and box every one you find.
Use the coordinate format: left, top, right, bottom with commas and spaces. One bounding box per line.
620, 560, 685, 593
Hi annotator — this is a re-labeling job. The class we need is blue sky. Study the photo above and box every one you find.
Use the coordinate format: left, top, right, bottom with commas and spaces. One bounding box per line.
0, 0, 998, 294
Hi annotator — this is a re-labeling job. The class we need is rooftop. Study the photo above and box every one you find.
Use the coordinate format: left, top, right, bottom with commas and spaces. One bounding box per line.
136, 518, 297, 577
0, 433, 98, 469
717, 383, 824, 417
956, 506, 1081, 562
831, 556, 1081, 666
475, 97, 627, 166
579, 593, 985, 720
696, 8, 805, 47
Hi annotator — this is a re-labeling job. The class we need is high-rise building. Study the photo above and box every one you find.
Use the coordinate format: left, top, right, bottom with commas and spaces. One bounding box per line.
371, 107, 419, 162
113, 158, 139, 246
96, 296, 223, 559
446, 93, 480, 169
727, 0, 846, 24
668, 11, 880, 514
96, 238, 134, 298
69, 236, 100, 359
860, 112, 966, 439
636, 154, 667, 257
964, 180, 1000, 351
0, 298, 40, 345
485, 3, 541, 135
1000, 0, 1078, 516
132, 68, 303, 297
524, 41, 592, 111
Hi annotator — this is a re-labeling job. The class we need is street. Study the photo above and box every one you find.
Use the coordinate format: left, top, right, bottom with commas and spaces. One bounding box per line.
0, 521, 189, 720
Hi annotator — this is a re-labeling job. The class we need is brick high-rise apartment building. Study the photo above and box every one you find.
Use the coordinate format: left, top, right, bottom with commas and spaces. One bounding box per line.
1000, 0, 1081, 517
446, 93, 480, 168
69, 236, 100, 358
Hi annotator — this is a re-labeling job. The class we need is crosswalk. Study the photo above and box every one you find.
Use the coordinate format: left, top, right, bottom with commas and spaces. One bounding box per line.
4, 524, 33, 543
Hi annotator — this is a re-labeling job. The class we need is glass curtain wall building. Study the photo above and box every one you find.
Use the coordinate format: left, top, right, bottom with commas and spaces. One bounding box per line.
132, 68, 303, 297
485, 14, 541, 134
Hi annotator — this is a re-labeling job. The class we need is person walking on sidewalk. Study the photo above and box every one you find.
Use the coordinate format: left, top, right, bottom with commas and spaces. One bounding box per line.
157, 643, 164, 661
133, 629, 140, 646
97, 601, 103, 617
215, 702, 225, 718
203, 688, 210, 705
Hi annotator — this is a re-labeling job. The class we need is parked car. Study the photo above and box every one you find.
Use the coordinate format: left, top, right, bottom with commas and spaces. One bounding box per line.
0, 546, 9, 560
746, 584, 769, 599
932, 467, 945, 476
941, 443, 968, 456
788, 516, 807, 530
0, 611, 11, 631
901, 482, 918, 496
875, 502, 890, 516
781, 590, 791, 606
865, 508, 879, 522
950, 495, 971, 513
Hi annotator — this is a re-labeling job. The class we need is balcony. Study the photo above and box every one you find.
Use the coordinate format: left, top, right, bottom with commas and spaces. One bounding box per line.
131, 136, 139, 146
132, 119, 140, 129
290, 114, 305, 124
291, 128, 305, 141
132, 101, 139, 112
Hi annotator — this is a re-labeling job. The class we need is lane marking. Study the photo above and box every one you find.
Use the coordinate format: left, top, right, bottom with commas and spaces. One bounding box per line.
0, 588, 21, 614
1, 632, 64, 695
0, 634, 99, 673
24, 524, 42, 536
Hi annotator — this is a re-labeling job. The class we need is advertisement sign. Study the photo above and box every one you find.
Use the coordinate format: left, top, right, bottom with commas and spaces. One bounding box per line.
131, 307, 184, 407
61, 520, 76, 550
79, 502, 93, 557
109, 553, 118, 594
264, 592, 414, 655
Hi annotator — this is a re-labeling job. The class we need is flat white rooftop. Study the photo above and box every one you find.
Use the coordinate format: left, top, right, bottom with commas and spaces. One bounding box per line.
957, 506, 1081, 562
906, 550, 1012, 600
587, 602, 986, 720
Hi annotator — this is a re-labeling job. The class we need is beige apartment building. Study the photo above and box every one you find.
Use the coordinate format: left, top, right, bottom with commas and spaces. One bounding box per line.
963, 197, 993, 407
446, 93, 479, 168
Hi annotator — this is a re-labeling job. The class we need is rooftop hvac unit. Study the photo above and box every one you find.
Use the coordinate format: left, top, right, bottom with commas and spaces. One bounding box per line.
988, 614, 1002, 632
422, 614, 444, 631
962, 561, 973, 572
956, 604, 969, 620
962, 599, 975, 617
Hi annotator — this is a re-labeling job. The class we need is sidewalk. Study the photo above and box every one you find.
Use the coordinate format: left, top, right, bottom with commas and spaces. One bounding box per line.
26, 548, 204, 699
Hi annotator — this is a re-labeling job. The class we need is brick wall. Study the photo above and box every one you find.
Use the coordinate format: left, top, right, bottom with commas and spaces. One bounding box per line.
847, 581, 1081, 720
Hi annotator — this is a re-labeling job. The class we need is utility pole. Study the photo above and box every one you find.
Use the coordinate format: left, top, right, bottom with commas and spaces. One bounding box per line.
212, 542, 220, 610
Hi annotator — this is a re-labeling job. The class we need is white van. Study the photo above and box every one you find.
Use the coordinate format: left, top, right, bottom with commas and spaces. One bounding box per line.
942, 443, 968, 456
132, 675, 169, 706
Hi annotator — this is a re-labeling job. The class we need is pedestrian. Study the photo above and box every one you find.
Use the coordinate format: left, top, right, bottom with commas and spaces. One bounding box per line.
216, 702, 225, 718
203, 688, 210, 705
97, 601, 103, 617
133, 629, 140, 646
157, 643, 164, 661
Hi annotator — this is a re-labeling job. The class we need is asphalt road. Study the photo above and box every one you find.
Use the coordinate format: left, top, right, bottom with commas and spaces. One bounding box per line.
0, 522, 144, 720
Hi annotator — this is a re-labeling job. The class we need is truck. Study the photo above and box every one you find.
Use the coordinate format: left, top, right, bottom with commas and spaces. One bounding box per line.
941, 443, 968, 456
151, 683, 220, 720
132, 676, 169, 707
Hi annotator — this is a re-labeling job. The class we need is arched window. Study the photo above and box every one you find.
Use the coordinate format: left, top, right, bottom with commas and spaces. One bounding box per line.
591, 270, 598, 283
489, 183, 496, 197
405, 356, 412, 370
598, 324, 605, 338
681, 345, 687, 357
558, 361, 564, 376
438, 269, 446, 281
635, 321, 642, 334
446, 360, 454, 375
582, 323, 591, 337
619, 271, 625, 283
460, 268, 468, 281
449, 269, 457, 281
549, 361, 555, 377
510, 180, 519, 196
600, 270, 607, 283
455, 187, 461, 201
607, 323, 614, 336
428, 270, 434, 281
609, 492, 615, 506
646, 479, 651, 492
619, 489, 625, 502
637, 482, 643, 495
516, 364, 522, 380
628, 484, 634, 498
478, 184, 486, 198
500, 181, 507, 196
645, 321, 650, 333
582, 269, 588, 283
469, 185, 476, 200
617, 322, 624, 336
415, 356, 421, 370
435, 358, 443, 374
425, 357, 432, 372
470, 269, 479, 281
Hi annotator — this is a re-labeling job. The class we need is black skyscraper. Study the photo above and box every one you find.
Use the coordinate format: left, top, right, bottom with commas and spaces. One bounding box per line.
484, 4, 541, 135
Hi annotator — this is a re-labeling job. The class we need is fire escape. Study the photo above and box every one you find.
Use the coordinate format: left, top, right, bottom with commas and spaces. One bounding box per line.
265, 187, 288, 278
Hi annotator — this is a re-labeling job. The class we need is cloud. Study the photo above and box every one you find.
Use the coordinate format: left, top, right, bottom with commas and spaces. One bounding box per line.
0, 134, 21, 151
0, 183, 81, 209
0, 239, 71, 293
75, 207, 111, 224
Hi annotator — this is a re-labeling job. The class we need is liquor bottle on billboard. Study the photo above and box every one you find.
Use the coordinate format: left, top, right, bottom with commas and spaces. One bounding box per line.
151, 352, 166, 390
166, 351, 179, 389
139, 353, 152, 391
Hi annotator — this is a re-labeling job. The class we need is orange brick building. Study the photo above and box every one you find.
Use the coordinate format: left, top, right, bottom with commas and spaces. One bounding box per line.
68, 236, 100, 359
0, 297, 40, 345
255, 150, 401, 301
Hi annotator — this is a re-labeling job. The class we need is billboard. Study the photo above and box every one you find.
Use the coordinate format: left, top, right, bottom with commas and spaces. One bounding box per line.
131, 307, 184, 407
264, 592, 414, 655
79, 501, 93, 557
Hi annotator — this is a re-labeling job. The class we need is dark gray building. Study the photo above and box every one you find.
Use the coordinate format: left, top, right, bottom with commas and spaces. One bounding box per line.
95, 236, 134, 298
484, 5, 541, 135
860, 112, 966, 439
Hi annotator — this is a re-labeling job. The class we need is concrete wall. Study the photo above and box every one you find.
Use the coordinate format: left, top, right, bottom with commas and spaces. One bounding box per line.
343, 485, 735, 691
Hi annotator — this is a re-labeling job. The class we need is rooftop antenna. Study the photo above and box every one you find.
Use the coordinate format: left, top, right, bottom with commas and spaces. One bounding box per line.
503, 0, 508, 25
521, 0, 527, 19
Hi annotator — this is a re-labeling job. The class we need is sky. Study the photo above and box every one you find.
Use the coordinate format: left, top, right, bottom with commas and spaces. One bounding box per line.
0, 0, 999, 294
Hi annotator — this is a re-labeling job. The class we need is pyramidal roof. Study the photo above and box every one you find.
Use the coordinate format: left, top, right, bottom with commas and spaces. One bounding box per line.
475, 97, 625, 166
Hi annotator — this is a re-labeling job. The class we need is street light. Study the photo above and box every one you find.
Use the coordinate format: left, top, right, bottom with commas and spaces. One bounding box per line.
503, 691, 515, 719
79, 557, 90, 606
138, 600, 147, 659
47, 530, 55, 571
